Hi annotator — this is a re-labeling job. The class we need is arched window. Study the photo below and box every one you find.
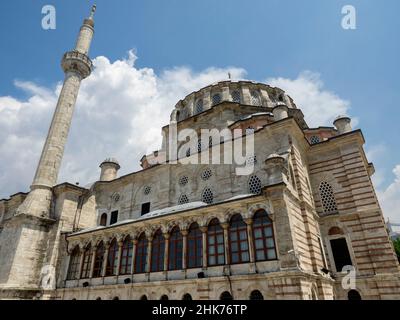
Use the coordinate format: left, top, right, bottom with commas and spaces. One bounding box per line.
195, 99, 203, 114
151, 230, 165, 272
160, 295, 169, 300
168, 227, 183, 270
310, 135, 320, 145
120, 236, 133, 275
330, 237, 352, 272
248, 175, 262, 194
229, 214, 250, 264
178, 194, 189, 205
140, 295, 148, 301
249, 290, 264, 300
252, 210, 277, 261
202, 188, 214, 204
182, 293, 192, 300
319, 181, 338, 214
231, 90, 241, 103
347, 290, 362, 300
100, 213, 107, 226
81, 244, 92, 279
250, 91, 261, 106
93, 242, 105, 278
105, 239, 119, 276
207, 219, 225, 266
135, 233, 148, 274
67, 246, 81, 280
220, 291, 233, 300
187, 223, 202, 268
212, 93, 222, 105
197, 138, 203, 153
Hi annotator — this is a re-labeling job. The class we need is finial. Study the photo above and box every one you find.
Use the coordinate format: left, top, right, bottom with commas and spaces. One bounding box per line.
89, 4, 96, 19
228, 72, 231, 80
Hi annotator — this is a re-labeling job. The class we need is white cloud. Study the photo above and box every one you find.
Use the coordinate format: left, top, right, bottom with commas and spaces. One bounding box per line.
376, 165, 400, 222
0, 50, 246, 197
267, 71, 351, 127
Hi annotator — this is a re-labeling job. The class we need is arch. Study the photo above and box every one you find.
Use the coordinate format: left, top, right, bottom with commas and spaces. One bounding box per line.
100, 213, 107, 226
328, 226, 344, 236
182, 293, 192, 301
207, 218, 225, 266
96, 297, 102, 300
249, 290, 264, 300
347, 290, 362, 300
229, 214, 250, 264
140, 295, 148, 301
202, 187, 214, 204
195, 99, 203, 114
120, 236, 133, 275
112, 296, 120, 300
81, 243, 92, 279
93, 241, 105, 278
212, 93, 222, 105
220, 291, 233, 301
319, 181, 338, 214
169, 226, 183, 270
105, 238, 119, 276
151, 229, 165, 272
252, 210, 277, 261
248, 175, 262, 195
187, 222, 203, 268
160, 295, 169, 301
67, 245, 81, 280
135, 232, 148, 274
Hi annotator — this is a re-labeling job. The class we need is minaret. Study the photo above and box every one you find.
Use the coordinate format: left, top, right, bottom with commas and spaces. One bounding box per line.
17, 6, 96, 218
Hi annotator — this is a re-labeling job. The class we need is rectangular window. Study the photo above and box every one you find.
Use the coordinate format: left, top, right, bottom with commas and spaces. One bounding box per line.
141, 202, 151, 216
330, 238, 352, 272
110, 211, 118, 225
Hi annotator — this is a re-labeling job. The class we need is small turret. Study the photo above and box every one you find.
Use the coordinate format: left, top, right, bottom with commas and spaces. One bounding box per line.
333, 115, 352, 135
273, 104, 289, 121
99, 158, 120, 181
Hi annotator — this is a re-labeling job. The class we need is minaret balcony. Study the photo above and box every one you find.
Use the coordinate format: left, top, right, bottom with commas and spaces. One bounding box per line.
62, 50, 93, 79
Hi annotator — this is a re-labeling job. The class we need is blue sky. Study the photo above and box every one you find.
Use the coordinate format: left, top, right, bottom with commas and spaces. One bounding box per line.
0, 0, 399, 219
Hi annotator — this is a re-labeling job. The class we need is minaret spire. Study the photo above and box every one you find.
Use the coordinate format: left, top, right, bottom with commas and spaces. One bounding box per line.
90, 4, 97, 19
17, 7, 96, 218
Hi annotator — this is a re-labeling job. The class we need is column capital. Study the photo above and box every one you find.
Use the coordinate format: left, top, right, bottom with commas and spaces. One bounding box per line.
244, 218, 253, 226
221, 222, 229, 230
200, 226, 208, 233
181, 230, 188, 236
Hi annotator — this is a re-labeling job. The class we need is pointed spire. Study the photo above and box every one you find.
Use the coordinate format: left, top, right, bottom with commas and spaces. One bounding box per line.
89, 4, 96, 20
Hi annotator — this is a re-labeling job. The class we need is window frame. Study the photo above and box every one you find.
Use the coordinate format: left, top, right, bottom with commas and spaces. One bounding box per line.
134, 233, 148, 274
187, 223, 203, 269
92, 242, 105, 278
81, 244, 92, 279
120, 236, 133, 275
252, 210, 277, 262
150, 230, 165, 272
228, 214, 250, 264
207, 219, 225, 266
168, 227, 183, 271
67, 246, 81, 280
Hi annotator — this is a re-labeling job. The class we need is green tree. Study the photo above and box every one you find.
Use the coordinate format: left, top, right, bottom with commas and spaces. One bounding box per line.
393, 238, 400, 262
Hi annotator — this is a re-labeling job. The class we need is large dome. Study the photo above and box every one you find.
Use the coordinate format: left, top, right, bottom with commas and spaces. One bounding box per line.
171, 80, 296, 122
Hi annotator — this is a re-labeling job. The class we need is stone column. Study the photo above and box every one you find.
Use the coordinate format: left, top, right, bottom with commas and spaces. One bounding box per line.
182, 230, 188, 270
89, 248, 96, 279
146, 237, 152, 273
245, 218, 255, 263
164, 233, 170, 271
116, 240, 123, 276
102, 245, 109, 277
78, 249, 85, 279
200, 227, 208, 268
132, 239, 138, 274
221, 223, 230, 265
